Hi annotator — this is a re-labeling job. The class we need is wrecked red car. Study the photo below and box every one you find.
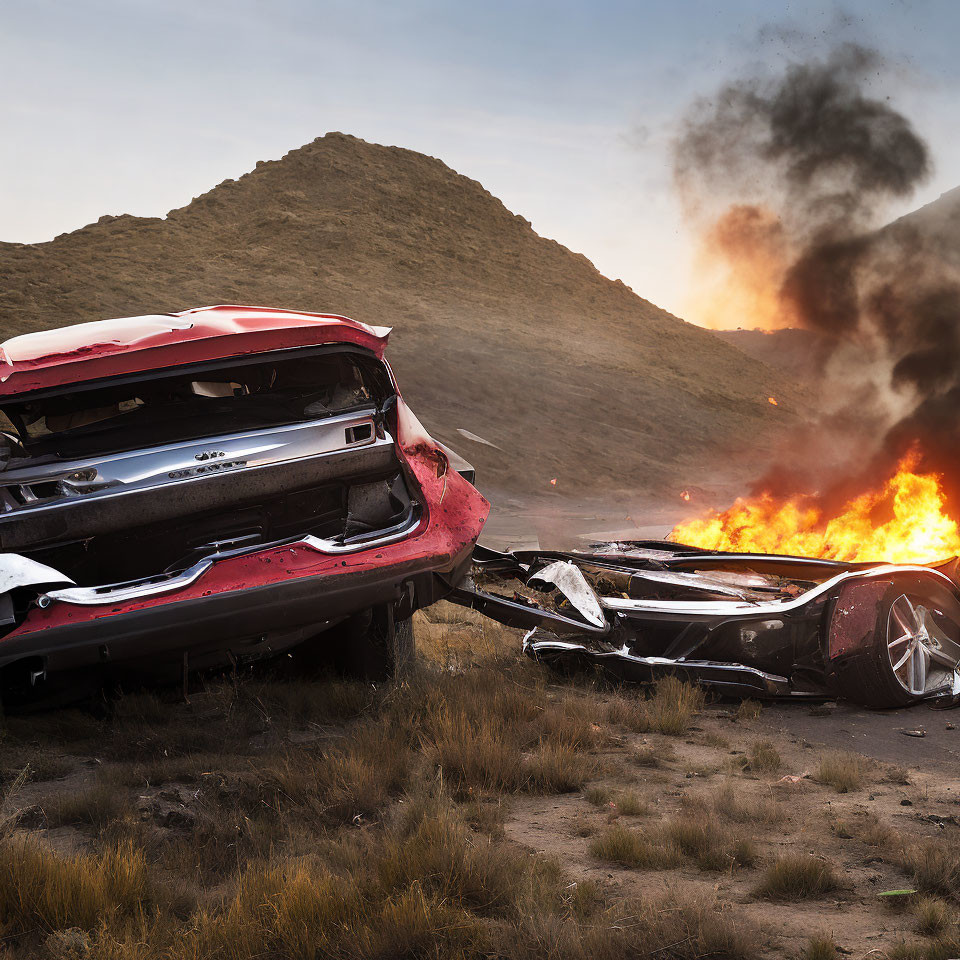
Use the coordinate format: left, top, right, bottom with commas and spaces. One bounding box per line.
0, 305, 488, 707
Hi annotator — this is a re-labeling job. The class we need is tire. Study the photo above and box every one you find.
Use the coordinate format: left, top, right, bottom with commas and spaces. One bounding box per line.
332, 605, 416, 680
827, 577, 960, 708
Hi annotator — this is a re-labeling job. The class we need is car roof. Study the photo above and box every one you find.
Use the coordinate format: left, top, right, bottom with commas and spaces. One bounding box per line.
0, 305, 391, 398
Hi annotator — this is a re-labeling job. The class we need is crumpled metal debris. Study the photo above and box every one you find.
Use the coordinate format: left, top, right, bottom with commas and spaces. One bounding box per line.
450, 540, 960, 708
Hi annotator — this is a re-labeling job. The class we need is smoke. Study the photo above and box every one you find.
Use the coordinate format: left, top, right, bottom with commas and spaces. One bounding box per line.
675, 44, 929, 248
673, 41, 960, 511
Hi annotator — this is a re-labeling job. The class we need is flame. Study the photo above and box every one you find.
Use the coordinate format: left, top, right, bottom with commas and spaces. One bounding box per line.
680, 490, 691, 502
670, 455, 960, 564
684, 205, 801, 331
767, 397, 778, 406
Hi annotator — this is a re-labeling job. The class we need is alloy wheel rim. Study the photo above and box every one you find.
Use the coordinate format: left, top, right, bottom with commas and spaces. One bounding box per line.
887, 594, 950, 696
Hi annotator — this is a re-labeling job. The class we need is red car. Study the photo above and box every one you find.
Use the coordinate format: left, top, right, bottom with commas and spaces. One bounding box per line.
0, 305, 489, 706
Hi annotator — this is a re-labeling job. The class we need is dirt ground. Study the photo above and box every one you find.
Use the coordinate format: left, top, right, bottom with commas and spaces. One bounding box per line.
503, 695, 960, 956
0, 602, 957, 959
756, 700, 960, 772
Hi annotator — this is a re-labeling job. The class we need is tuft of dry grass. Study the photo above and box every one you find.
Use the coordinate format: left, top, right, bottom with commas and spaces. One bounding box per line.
734, 699, 762, 722
664, 815, 757, 871
914, 896, 952, 937
583, 786, 611, 807
754, 854, 839, 900
524, 741, 594, 793
613, 792, 648, 817
685, 783, 784, 825
850, 813, 896, 848
633, 742, 675, 767
589, 824, 681, 870
803, 934, 839, 960
805, 934, 838, 960
43, 782, 131, 830
896, 841, 960, 899
886, 765, 911, 785
607, 678, 705, 736
737, 740, 782, 775
0, 837, 149, 935
702, 731, 731, 749
817, 751, 867, 793
591, 814, 753, 874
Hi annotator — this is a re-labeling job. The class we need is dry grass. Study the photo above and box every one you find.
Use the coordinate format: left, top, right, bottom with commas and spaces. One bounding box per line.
886, 765, 912, 785
607, 678, 706, 735
42, 782, 131, 829
817, 751, 868, 793
584, 786, 611, 807
734, 699, 762, 722
589, 824, 682, 870
895, 841, 960, 899
0, 836, 149, 935
0, 618, 766, 960
805, 935, 839, 960
634, 742, 676, 767
914, 897, 952, 936
754, 854, 839, 900
702, 731, 731, 749
591, 812, 754, 874
4, 609, 905, 959
524, 741, 594, 793
664, 815, 757, 871
612, 792, 648, 816
685, 783, 784, 826
739, 740, 782, 775
849, 812, 897, 848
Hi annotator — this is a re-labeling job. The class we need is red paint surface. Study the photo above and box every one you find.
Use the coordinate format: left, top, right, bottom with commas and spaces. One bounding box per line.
828, 580, 888, 659
0, 305, 389, 396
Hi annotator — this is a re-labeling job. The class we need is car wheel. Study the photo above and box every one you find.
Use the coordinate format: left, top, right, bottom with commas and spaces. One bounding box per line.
828, 580, 960, 708
331, 605, 416, 680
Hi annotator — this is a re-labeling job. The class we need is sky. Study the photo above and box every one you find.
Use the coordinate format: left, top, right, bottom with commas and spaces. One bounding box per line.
2, 0, 959, 319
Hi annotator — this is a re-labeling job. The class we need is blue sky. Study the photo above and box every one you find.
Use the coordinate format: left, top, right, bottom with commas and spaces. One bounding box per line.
2, 0, 958, 317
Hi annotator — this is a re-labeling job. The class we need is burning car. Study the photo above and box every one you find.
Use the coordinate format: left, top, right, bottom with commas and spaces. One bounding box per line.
0, 305, 488, 707
451, 541, 960, 708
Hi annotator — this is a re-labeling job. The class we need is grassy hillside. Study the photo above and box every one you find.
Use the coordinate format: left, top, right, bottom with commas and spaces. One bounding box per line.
0, 133, 798, 499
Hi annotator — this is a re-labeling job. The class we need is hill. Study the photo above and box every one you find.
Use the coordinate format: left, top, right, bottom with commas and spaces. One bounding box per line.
715, 328, 826, 382
0, 133, 798, 501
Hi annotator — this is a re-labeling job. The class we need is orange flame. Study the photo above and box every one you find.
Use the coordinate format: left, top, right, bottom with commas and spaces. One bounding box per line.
670, 455, 960, 564
684, 205, 800, 331
767, 397, 778, 406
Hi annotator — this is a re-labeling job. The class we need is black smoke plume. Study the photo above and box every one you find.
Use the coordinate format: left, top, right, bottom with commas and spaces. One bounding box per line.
674, 42, 960, 512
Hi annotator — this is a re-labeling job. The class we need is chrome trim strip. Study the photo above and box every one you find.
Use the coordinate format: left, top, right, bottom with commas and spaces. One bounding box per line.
524, 637, 792, 688
601, 564, 958, 618
40, 507, 422, 607
0, 411, 381, 517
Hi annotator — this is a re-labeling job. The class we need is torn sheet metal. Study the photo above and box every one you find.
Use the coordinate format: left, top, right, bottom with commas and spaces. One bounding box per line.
0, 554, 74, 594
528, 560, 606, 628
451, 540, 960, 708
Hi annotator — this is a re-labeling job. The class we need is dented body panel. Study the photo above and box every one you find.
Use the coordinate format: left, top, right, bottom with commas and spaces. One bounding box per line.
0, 306, 390, 396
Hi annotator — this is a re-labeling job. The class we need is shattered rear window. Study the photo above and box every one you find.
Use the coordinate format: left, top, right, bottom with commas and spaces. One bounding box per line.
1, 350, 391, 458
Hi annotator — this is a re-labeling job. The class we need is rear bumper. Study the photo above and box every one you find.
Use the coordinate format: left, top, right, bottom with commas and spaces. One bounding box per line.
0, 542, 474, 676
